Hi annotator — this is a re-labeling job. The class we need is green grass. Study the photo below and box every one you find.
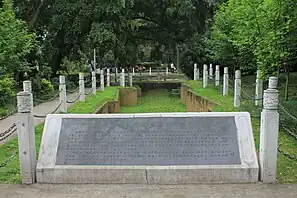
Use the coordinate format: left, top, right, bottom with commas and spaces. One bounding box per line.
68, 86, 119, 114
186, 80, 297, 183
0, 86, 120, 184
120, 89, 187, 113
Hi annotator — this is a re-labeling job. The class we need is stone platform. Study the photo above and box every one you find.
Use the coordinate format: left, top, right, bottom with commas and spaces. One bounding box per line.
36, 112, 259, 184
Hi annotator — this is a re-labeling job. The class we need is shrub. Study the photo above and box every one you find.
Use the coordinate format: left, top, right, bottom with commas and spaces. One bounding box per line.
0, 76, 15, 106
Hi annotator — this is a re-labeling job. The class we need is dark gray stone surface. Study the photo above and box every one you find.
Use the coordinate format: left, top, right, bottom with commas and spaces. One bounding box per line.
56, 117, 240, 165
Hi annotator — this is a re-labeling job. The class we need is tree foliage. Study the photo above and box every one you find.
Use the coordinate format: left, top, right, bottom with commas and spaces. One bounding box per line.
206, 0, 297, 77
0, 0, 36, 77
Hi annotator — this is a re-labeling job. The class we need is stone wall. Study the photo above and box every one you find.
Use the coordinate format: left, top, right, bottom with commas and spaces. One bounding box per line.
120, 88, 138, 106
93, 87, 137, 114
180, 84, 213, 112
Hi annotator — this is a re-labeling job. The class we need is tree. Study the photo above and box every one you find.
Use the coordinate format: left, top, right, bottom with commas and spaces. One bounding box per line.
0, 0, 36, 80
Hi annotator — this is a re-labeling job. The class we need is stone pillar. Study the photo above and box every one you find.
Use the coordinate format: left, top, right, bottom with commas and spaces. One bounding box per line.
23, 81, 32, 92
194, 63, 197, 81
106, 68, 110, 87
197, 68, 200, 80
23, 81, 33, 110
92, 72, 96, 94
223, 67, 229, 96
79, 73, 85, 102
259, 77, 279, 184
255, 70, 263, 107
59, 76, 67, 113
100, 69, 105, 91
166, 67, 169, 76
203, 64, 208, 88
149, 67, 152, 75
120, 69, 125, 87
209, 64, 213, 79
215, 65, 220, 86
128, 72, 133, 87
234, 70, 241, 108
17, 91, 36, 184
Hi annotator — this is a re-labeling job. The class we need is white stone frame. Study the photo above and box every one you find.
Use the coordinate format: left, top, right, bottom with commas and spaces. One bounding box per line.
36, 112, 259, 184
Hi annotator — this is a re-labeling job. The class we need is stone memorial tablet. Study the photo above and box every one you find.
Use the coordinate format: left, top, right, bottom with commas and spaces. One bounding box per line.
56, 117, 240, 166
36, 113, 259, 184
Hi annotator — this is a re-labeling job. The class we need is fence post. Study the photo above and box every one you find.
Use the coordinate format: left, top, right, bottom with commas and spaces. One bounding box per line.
166, 67, 169, 76
59, 76, 67, 113
215, 65, 220, 86
234, 70, 241, 108
194, 63, 197, 81
106, 69, 110, 87
100, 69, 105, 91
132, 67, 135, 76
223, 67, 229, 96
203, 64, 208, 88
23, 81, 33, 110
209, 64, 213, 79
91, 71, 96, 94
79, 73, 85, 102
129, 72, 133, 87
255, 70, 263, 107
259, 76, 279, 184
149, 67, 152, 75
120, 69, 125, 87
17, 91, 36, 184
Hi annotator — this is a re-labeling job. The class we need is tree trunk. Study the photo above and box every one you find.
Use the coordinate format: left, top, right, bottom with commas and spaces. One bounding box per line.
285, 72, 289, 101
176, 45, 180, 72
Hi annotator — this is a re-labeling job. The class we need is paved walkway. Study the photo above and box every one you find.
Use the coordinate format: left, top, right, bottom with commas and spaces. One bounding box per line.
0, 88, 91, 145
1, 184, 297, 198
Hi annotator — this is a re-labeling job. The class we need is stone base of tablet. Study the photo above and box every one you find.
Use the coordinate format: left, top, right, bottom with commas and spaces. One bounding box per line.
36, 113, 259, 184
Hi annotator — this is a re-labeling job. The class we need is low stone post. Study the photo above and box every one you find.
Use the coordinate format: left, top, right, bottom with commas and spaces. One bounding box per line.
203, 64, 208, 88
209, 64, 213, 79
79, 73, 85, 101
59, 76, 67, 113
23, 81, 33, 111
128, 72, 133, 87
149, 67, 152, 75
215, 65, 220, 86
223, 67, 229, 96
194, 63, 197, 81
255, 70, 263, 107
100, 69, 105, 91
120, 69, 125, 87
106, 68, 110, 87
92, 72, 96, 94
17, 91, 36, 184
234, 70, 241, 108
259, 77, 279, 184
166, 67, 169, 76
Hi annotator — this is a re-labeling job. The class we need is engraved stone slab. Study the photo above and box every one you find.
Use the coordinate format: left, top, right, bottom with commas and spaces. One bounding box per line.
56, 117, 240, 165
36, 113, 259, 184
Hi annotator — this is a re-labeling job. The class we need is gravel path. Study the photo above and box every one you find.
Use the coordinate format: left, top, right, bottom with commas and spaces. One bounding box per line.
0, 88, 91, 145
